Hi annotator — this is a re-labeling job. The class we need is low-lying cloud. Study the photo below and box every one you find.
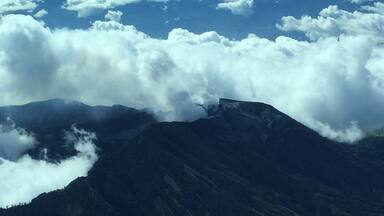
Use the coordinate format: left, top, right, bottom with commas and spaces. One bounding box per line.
0, 126, 98, 208
0, 119, 36, 161
0, 2, 383, 142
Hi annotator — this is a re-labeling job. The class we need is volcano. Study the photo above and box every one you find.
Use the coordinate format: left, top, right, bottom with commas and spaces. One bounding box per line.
1, 99, 384, 216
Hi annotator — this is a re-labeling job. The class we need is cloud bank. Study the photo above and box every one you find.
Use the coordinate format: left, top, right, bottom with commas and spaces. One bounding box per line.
0, 3, 383, 142
217, 0, 255, 16
63, 0, 169, 17
0, 126, 98, 208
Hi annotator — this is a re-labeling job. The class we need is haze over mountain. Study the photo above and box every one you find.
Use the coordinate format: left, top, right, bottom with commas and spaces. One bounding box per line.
1, 98, 384, 215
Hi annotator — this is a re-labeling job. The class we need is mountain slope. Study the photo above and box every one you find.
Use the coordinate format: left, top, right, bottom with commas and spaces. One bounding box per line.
0, 99, 156, 160
2, 99, 384, 216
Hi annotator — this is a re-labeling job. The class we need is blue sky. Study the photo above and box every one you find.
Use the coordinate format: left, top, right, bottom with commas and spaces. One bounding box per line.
3, 0, 368, 39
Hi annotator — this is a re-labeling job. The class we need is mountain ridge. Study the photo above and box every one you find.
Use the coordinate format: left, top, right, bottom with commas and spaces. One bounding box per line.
1, 99, 384, 216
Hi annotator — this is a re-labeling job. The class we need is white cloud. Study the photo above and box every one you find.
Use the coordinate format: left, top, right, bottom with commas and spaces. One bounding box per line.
362, 1, 384, 14
277, 3, 384, 41
0, 0, 42, 14
63, 0, 169, 17
347, 0, 373, 4
0, 2, 383, 143
0, 126, 98, 208
90, 10, 129, 31
217, 0, 255, 16
105, 10, 123, 22
33, 9, 48, 18
0, 120, 36, 161
91, 17, 143, 32
309, 120, 364, 143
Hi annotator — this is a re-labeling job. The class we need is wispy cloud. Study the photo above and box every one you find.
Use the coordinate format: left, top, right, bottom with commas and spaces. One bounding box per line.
0, 119, 36, 161
33, 9, 48, 18
0, 126, 98, 208
63, 0, 169, 17
0, 0, 42, 14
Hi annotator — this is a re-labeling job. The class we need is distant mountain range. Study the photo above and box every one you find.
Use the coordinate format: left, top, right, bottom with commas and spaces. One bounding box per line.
1, 98, 384, 216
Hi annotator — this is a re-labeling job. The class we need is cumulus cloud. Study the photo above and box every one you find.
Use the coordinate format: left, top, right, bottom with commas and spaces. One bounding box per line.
217, 0, 255, 16
0, 2, 383, 142
0, 126, 98, 208
63, 0, 169, 17
91, 11, 143, 31
0, 0, 42, 14
105, 10, 123, 22
277, 3, 384, 41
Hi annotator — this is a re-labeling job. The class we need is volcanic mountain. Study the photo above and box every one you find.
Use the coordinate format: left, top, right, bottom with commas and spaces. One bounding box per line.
1, 98, 384, 216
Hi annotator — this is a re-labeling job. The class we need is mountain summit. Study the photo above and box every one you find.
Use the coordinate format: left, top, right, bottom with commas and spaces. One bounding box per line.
2, 99, 384, 216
